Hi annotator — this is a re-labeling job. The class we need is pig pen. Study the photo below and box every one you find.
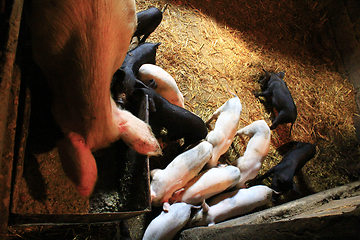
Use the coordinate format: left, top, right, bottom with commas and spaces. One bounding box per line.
5, 0, 360, 239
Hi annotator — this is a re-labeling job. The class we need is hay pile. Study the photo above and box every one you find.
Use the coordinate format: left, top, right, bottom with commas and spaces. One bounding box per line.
137, 0, 359, 199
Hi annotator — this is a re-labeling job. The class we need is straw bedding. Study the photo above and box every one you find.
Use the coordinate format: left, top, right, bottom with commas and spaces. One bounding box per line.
7, 0, 360, 238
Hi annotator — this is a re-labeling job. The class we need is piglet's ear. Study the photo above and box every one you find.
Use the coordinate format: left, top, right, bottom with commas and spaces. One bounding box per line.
149, 79, 157, 89
112, 68, 126, 85
163, 202, 171, 212
149, 98, 156, 112
201, 200, 210, 213
172, 188, 184, 198
292, 183, 302, 195
150, 191, 156, 202
277, 71, 285, 79
150, 169, 159, 178
263, 69, 271, 78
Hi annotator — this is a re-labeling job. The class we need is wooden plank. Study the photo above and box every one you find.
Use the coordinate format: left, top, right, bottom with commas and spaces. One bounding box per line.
0, 0, 24, 239
9, 211, 147, 226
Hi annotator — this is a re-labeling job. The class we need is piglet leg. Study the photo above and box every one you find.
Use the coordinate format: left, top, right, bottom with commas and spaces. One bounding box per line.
270, 110, 288, 130
205, 108, 221, 130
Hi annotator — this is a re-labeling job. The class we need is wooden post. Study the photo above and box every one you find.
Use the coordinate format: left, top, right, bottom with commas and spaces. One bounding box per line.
0, 0, 24, 239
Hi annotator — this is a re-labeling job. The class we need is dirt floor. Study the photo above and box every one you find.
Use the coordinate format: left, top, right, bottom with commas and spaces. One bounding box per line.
7, 0, 360, 239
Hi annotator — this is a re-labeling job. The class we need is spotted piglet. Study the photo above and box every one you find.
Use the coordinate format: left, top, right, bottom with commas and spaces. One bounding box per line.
142, 202, 200, 240
150, 141, 213, 207
188, 185, 275, 227
205, 92, 242, 168
232, 120, 271, 188
169, 165, 240, 205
